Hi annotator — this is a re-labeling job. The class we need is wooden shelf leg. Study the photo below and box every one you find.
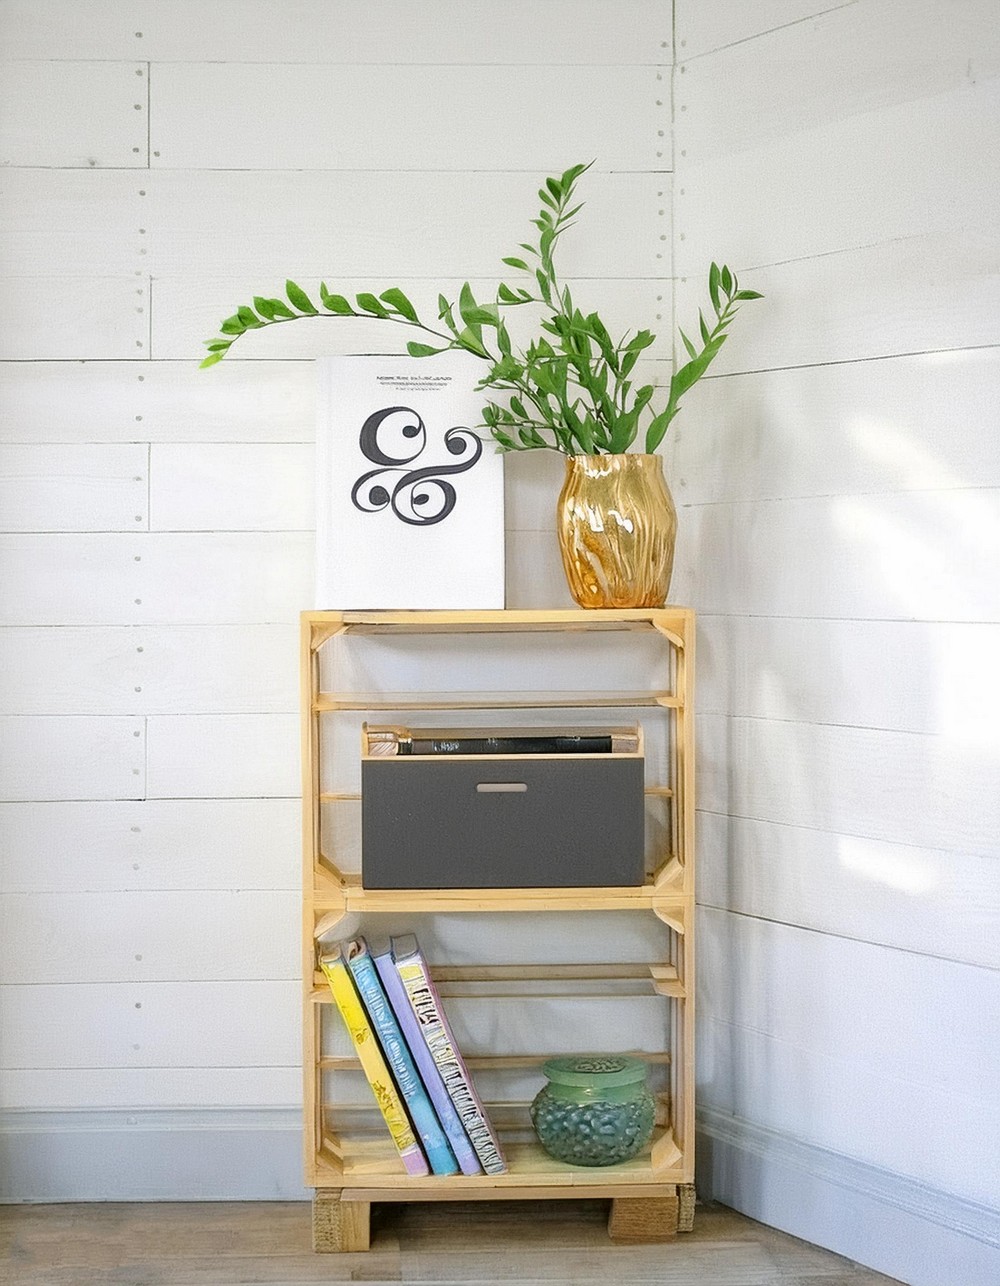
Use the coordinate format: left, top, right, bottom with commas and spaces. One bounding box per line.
312, 1189, 371, 1253
678, 1183, 697, 1232
607, 1191, 680, 1243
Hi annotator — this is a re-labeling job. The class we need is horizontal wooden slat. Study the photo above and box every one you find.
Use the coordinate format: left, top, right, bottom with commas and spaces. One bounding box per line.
0, 624, 298, 715
0, 278, 147, 360
0, 981, 300, 1067
150, 444, 313, 531
1, 170, 670, 282
0, 891, 298, 983
698, 904, 999, 1100
674, 230, 1000, 376
142, 169, 665, 279
146, 713, 300, 798
0, 61, 147, 168
664, 348, 1000, 507
0, 799, 298, 893
0, 1066, 300, 1109
150, 63, 665, 171
319, 690, 675, 711
0, 0, 669, 64
672, 489, 1000, 623
674, 77, 1000, 278
698, 907, 1000, 1207
0, 360, 315, 445
697, 810, 1000, 971
697, 712, 1000, 860
675, 0, 851, 61
0, 533, 312, 624
0, 170, 144, 277
676, 0, 1000, 162
0, 715, 145, 802
0, 444, 148, 532
695, 616, 1000, 738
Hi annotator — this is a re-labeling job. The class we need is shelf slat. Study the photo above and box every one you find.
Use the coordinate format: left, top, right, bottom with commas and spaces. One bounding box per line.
314, 690, 681, 711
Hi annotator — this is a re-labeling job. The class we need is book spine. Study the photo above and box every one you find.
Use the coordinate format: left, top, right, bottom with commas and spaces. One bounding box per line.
394, 946, 506, 1175
318, 951, 429, 1177
348, 948, 459, 1176
374, 949, 483, 1176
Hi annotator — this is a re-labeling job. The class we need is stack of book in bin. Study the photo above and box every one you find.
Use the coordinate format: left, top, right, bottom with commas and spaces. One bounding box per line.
318, 934, 507, 1176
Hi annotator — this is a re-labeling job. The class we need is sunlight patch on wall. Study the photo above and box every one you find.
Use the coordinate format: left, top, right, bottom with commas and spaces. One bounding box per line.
838, 834, 936, 896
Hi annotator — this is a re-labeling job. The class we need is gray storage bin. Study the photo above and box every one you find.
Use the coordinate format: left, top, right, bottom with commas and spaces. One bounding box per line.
361, 725, 645, 889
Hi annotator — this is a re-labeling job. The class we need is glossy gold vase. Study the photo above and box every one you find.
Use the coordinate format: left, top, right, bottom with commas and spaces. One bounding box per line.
557, 453, 677, 609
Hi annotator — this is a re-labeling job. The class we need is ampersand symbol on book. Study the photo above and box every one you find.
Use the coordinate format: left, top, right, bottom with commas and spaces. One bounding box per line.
350, 405, 483, 526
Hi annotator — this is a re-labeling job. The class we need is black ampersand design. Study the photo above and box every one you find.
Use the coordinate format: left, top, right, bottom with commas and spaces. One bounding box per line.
350, 405, 483, 526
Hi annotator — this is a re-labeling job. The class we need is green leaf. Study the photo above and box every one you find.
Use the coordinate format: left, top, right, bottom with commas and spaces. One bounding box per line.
720, 264, 733, 295
205, 340, 232, 352
735, 289, 764, 300
199, 350, 226, 369
670, 334, 726, 401
285, 280, 317, 314
545, 176, 563, 201
355, 292, 389, 317
501, 257, 530, 272
560, 161, 592, 190
321, 292, 354, 315
678, 326, 698, 360
237, 306, 264, 329
645, 408, 676, 453
496, 321, 512, 356
220, 316, 246, 336
456, 326, 490, 359
253, 296, 279, 321
379, 287, 418, 322
538, 188, 558, 210
407, 341, 445, 358
708, 262, 721, 314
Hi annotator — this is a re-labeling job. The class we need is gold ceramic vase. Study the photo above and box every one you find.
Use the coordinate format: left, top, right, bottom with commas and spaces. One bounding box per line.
557, 453, 677, 609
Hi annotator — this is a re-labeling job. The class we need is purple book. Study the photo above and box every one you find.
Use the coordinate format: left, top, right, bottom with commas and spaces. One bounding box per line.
389, 933, 506, 1175
371, 939, 482, 1176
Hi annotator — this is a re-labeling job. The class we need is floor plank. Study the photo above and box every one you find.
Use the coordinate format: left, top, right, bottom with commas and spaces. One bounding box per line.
0, 1199, 904, 1285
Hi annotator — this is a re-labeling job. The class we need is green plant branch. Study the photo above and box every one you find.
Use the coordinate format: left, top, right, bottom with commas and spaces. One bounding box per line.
200, 163, 763, 457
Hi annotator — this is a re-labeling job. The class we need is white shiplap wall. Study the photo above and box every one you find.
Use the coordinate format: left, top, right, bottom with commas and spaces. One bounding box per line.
0, 1, 670, 1200
669, 2, 1000, 1284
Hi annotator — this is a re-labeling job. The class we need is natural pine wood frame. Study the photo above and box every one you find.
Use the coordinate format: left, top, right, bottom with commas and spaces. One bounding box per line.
300, 608, 696, 1248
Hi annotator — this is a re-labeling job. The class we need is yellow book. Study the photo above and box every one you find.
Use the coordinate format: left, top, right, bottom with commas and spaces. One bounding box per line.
318, 944, 429, 1176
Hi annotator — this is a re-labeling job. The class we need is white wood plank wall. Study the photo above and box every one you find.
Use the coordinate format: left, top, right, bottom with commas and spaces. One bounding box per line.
670, 2, 1000, 1283
0, 0, 671, 1196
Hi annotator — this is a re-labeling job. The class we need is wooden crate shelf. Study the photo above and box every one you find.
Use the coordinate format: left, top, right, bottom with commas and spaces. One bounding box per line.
301, 608, 695, 1250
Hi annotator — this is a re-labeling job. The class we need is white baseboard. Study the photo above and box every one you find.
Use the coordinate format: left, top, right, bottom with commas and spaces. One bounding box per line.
0, 1108, 310, 1202
697, 1106, 1000, 1286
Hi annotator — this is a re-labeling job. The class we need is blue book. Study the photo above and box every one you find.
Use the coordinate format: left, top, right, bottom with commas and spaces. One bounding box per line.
346, 937, 459, 1176
372, 938, 483, 1176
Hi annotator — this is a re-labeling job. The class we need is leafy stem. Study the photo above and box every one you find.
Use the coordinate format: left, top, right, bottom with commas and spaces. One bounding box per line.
200, 164, 763, 458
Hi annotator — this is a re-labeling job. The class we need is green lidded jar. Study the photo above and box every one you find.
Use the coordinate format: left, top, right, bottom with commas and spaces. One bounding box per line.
530, 1054, 656, 1167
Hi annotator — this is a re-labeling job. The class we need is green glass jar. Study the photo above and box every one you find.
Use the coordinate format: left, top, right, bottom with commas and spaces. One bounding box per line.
530, 1054, 656, 1167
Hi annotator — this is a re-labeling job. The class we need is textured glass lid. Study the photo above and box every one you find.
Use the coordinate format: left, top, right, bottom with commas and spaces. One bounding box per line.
542, 1054, 647, 1087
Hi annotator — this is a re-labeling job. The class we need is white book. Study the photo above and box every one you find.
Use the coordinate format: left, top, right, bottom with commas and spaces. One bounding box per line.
315, 353, 505, 610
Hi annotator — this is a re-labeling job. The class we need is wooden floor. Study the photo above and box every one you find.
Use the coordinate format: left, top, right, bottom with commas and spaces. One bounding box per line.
0, 1199, 904, 1285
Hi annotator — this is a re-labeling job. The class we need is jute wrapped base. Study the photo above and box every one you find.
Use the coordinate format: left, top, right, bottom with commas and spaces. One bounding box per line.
607, 1192, 679, 1243
312, 1190, 370, 1252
